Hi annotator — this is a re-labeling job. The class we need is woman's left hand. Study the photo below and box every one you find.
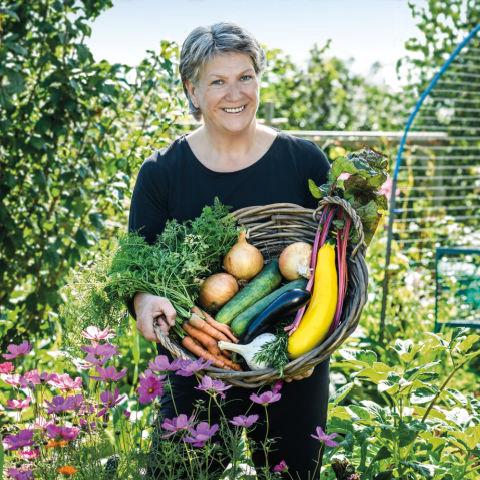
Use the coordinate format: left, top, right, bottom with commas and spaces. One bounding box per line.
285, 367, 314, 382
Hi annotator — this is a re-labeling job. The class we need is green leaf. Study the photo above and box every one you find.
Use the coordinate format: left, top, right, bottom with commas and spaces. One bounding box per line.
308, 178, 321, 199
401, 461, 435, 478
330, 382, 354, 405
410, 386, 437, 404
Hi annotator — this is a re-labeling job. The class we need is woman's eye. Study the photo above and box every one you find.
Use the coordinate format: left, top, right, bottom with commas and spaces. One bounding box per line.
241, 75, 253, 81
211, 79, 224, 85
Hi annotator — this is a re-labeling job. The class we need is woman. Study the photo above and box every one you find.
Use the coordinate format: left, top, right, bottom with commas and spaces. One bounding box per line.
129, 22, 331, 479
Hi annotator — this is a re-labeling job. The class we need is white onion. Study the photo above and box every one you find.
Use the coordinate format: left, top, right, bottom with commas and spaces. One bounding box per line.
199, 273, 239, 311
223, 231, 264, 281
278, 242, 313, 280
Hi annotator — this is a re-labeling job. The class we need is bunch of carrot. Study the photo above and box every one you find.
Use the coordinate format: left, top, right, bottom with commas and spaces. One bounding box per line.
181, 306, 242, 371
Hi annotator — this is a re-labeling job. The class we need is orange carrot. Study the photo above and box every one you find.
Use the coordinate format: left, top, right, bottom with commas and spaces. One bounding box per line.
192, 306, 239, 343
188, 313, 230, 342
182, 322, 222, 357
219, 355, 243, 371
181, 336, 225, 369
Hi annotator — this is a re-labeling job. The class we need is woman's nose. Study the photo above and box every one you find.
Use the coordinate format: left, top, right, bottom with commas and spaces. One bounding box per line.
224, 83, 243, 101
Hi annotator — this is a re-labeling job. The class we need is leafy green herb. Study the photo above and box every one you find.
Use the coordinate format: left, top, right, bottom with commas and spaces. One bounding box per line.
61, 198, 238, 350
253, 331, 290, 376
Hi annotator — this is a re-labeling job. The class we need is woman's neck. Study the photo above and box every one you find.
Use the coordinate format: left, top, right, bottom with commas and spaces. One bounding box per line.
187, 122, 277, 172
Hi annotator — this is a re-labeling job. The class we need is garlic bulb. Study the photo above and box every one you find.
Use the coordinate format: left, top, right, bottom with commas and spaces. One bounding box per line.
218, 333, 276, 370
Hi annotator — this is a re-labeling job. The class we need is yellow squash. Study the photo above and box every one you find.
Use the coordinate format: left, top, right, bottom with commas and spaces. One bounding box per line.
287, 242, 337, 359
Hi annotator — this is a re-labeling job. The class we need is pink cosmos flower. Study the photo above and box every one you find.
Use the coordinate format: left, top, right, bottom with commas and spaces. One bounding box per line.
19, 448, 40, 460
45, 394, 84, 415
80, 418, 97, 431
272, 380, 283, 394
250, 390, 281, 406
148, 355, 174, 372
137, 373, 164, 404
377, 176, 399, 202
273, 460, 288, 473
21, 370, 41, 387
3, 429, 34, 450
80, 343, 118, 366
195, 375, 232, 399
229, 414, 259, 428
90, 366, 127, 382
6, 466, 34, 480
1, 373, 23, 388
81, 326, 115, 342
3, 341, 32, 360
171, 358, 212, 377
160, 414, 195, 438
47, 373, 83, 391
6, 397, 31, 410
97, 388, 125, 417
46, 423, 80, 441
338, 172, 351, 182
0, 361, 14, 374
311, 426, 339, 447
184, 422, 219, 447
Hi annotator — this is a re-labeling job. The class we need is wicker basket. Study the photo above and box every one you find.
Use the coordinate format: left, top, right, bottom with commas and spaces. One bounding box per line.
154, 197, 369, 388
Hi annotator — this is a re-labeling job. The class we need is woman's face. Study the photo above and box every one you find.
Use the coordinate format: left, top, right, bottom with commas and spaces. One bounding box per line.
187, 52, 260, 134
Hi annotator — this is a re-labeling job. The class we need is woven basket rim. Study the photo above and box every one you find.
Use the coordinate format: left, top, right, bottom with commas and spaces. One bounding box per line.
154, 199, 369, 388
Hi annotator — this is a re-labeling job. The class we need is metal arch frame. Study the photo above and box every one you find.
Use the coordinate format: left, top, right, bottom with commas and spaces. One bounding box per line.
379, 24, 480, 341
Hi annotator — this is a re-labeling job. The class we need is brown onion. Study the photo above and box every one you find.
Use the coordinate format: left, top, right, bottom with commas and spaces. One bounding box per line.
278, 242, 313, 280
223, 231, 264, 281
199, 273, 239, 311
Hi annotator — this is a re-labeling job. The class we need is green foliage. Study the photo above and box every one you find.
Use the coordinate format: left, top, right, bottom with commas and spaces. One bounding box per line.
260, 42, 405, 131
0, 2, 185, 343
61, 200, 238, 351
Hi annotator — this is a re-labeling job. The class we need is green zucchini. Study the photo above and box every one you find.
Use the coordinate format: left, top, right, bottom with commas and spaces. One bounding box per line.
231, 277, 307, 336
215, 261, 282, 325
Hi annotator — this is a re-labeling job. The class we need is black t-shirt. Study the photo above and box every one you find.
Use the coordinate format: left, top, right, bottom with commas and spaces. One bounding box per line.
128, 131, 330, 242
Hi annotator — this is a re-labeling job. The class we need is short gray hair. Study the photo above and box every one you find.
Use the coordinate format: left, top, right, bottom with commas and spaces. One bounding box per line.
179, 22, 266, 121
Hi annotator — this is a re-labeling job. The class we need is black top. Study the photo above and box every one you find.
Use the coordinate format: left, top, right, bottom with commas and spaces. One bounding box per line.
128, 131, 330, 243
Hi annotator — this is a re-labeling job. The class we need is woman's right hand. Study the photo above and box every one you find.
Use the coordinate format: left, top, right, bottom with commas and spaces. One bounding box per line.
134, 293, 177, 342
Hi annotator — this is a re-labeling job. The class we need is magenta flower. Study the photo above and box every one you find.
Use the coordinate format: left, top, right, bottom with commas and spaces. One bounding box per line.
91, 365, 127, 382
229, 414, 259, 428
160, 414, 195, 438
250, 390, 281, 406
3, 429, 34, 450
3, 341, 32, 360
0, 361, 14, 374
195, 375, 232, 399
6, 466, 33, 480
81, 343, 118, 366
19, 448, 40, 460
148, 354, 174, 372
272, 380, 283, 394
45, 394, 84, 415
82, 326, 115, 342
124, 409, 132, 419
20, 369, 41, 387
6, 397, 31, 410
311, 426, 339, 447
273, 460, 288, 473
46, 423, 80, 441
97, 388, 125, 416
184, 422, 219, 447
47, 373, 83, 391
1, 373, 23, 387
80, 418, 97, 431
137, 373, 164, 404
171, 358, 212, 376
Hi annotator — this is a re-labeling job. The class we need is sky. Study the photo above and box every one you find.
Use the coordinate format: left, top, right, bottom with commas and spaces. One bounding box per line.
86, 0, 425, 91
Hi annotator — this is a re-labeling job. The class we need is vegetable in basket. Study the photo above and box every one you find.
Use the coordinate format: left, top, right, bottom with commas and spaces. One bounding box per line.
230, 278, 307, 337
278, 241, 312, 280
199, 273, 239, 311
223, 231, 264, 281
287, 242, 338, 359
215, 261, 282, 325
218, 333, 276, 370
241, 289, 311, 344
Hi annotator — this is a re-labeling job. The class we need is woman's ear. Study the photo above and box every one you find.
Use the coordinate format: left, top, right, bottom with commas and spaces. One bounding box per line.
184, 79, 198, 109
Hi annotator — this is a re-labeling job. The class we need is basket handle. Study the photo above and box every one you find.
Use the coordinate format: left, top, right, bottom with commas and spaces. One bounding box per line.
313, 195, 366, 256
153, 323, 193, 361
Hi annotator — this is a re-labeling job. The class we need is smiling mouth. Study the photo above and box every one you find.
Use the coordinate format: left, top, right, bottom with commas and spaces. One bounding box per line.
222, 105, 246, 113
